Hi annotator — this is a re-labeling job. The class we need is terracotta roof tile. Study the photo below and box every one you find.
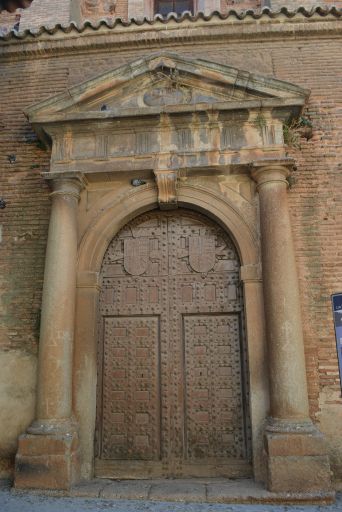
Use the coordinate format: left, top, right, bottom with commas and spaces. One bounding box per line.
1, 6, 342, 41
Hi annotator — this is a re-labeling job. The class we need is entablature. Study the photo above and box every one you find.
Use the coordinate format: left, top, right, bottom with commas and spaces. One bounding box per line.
25, 53, 308, 183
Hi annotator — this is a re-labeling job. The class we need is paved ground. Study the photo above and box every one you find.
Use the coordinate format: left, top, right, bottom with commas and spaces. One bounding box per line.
0, 485, 341, 512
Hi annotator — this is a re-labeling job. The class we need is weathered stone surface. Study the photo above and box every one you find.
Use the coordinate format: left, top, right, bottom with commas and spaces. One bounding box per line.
207, 479, 266, 502
101, 480, 151, 499
0, 351, 36, 463
267, 455, 332, 493
70, 478, 112, 497
17, 433, 78, 457
149, 481, 206, 502
15, 433, 79, 490
154, 169, 178, 209
265, 432, 327, 457
264, 427, 332, 493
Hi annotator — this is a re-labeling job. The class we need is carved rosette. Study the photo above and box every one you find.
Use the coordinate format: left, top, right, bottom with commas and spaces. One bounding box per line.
154, 169, 178, 210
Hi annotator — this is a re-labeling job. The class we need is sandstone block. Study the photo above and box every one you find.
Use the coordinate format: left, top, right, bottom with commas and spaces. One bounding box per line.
15, 433, 79, 490
267, 454, 331, 493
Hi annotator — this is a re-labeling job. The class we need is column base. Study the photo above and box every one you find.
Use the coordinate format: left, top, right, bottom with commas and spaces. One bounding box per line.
14, 421, 80, 491
264, 419, 332, 493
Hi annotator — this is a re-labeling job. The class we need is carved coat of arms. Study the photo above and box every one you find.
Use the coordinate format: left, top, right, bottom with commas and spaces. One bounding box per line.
188, 236, 216, 273
124, 238, 149, 276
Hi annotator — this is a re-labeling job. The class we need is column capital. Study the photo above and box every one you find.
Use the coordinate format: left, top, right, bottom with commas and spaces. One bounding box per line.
77, 270, 101, 291
251, 158, 295, 189
240, 264, 262, 283
42, 171, 87, 200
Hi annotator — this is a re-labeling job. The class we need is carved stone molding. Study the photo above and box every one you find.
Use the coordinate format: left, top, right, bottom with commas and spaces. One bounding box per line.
42, 171, 87, 201
154, 169, 178, 210
240, 263, 262, 283
77, 271, 101, 290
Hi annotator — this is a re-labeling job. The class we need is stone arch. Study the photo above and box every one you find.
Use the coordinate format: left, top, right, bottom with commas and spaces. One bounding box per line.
78, 182, 259, 274
74, 181, 267, 481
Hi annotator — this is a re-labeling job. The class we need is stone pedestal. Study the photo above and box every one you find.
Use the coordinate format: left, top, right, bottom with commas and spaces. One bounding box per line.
252, 160, 332, 494
15, 424, 79, 490
265, 421, 331, 493
15, 174, 84, 490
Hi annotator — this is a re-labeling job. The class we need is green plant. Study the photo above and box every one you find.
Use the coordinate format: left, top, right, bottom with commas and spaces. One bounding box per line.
298, 116, 312, 128
283, 116, 313, 149
283, 119, 301, 149
253, 112, 267, 131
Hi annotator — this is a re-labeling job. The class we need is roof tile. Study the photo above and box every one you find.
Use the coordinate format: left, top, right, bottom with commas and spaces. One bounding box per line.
1, 6, 342, 41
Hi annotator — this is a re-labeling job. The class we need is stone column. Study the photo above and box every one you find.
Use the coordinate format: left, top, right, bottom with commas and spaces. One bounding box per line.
252, 160, 331, 495
73, 271, 101, 480
15, 173, 84, 491
240, 264, 268, 483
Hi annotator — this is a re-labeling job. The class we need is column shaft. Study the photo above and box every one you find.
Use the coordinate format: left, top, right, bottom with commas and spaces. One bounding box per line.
253, 162, 331, 494
253, 165, 309, 421
36, 179, 80, 422
15, 175, 84, 491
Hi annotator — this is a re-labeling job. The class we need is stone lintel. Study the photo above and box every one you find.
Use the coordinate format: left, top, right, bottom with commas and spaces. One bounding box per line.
28, 97, 305, 125
51, 153, 285, 177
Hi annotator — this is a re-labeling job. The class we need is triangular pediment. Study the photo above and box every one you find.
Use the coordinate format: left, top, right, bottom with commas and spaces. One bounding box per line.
26, 53, 309, 122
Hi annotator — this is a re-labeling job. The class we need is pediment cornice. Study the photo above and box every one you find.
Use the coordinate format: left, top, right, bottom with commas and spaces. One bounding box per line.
26, 53, 309, 124
25, 54, 309, 178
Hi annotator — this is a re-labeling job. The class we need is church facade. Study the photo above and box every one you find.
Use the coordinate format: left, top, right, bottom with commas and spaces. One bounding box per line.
0, 0, 342, 500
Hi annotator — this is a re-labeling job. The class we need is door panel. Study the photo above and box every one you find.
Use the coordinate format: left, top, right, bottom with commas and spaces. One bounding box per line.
184, 314, 245, 461
96, 209, 251, 478
101, 317, 160, 461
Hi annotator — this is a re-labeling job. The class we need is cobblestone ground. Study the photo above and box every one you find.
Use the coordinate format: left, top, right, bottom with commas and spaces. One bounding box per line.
0, 488, 341, 512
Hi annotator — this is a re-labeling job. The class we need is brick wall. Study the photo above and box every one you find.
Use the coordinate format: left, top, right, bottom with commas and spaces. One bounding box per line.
0, 15, 342, 480
0, 0, 70, 33
19, 0, 70, 30
0, 63, 70, 355
270, 0, 342, 8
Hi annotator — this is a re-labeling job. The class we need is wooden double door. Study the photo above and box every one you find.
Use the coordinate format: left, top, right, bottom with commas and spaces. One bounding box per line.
95, 209, 251, 478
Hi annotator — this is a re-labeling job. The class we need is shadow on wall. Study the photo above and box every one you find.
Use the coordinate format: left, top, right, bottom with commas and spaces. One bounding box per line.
0, 0, 33, 13
0, 0, 32, 35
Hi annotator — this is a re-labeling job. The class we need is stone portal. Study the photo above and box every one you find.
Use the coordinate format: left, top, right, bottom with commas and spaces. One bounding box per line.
95, 209, 251, 479
14, 54, 332, 497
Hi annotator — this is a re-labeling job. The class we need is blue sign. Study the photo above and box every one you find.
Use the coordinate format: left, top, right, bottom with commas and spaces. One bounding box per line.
332, 293, 342, 391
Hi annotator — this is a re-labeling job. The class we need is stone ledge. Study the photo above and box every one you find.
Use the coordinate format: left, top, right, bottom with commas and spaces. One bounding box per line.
11, 478, 336, 505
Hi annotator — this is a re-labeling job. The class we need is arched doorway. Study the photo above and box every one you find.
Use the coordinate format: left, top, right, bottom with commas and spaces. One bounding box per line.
95, 208, 251, 479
